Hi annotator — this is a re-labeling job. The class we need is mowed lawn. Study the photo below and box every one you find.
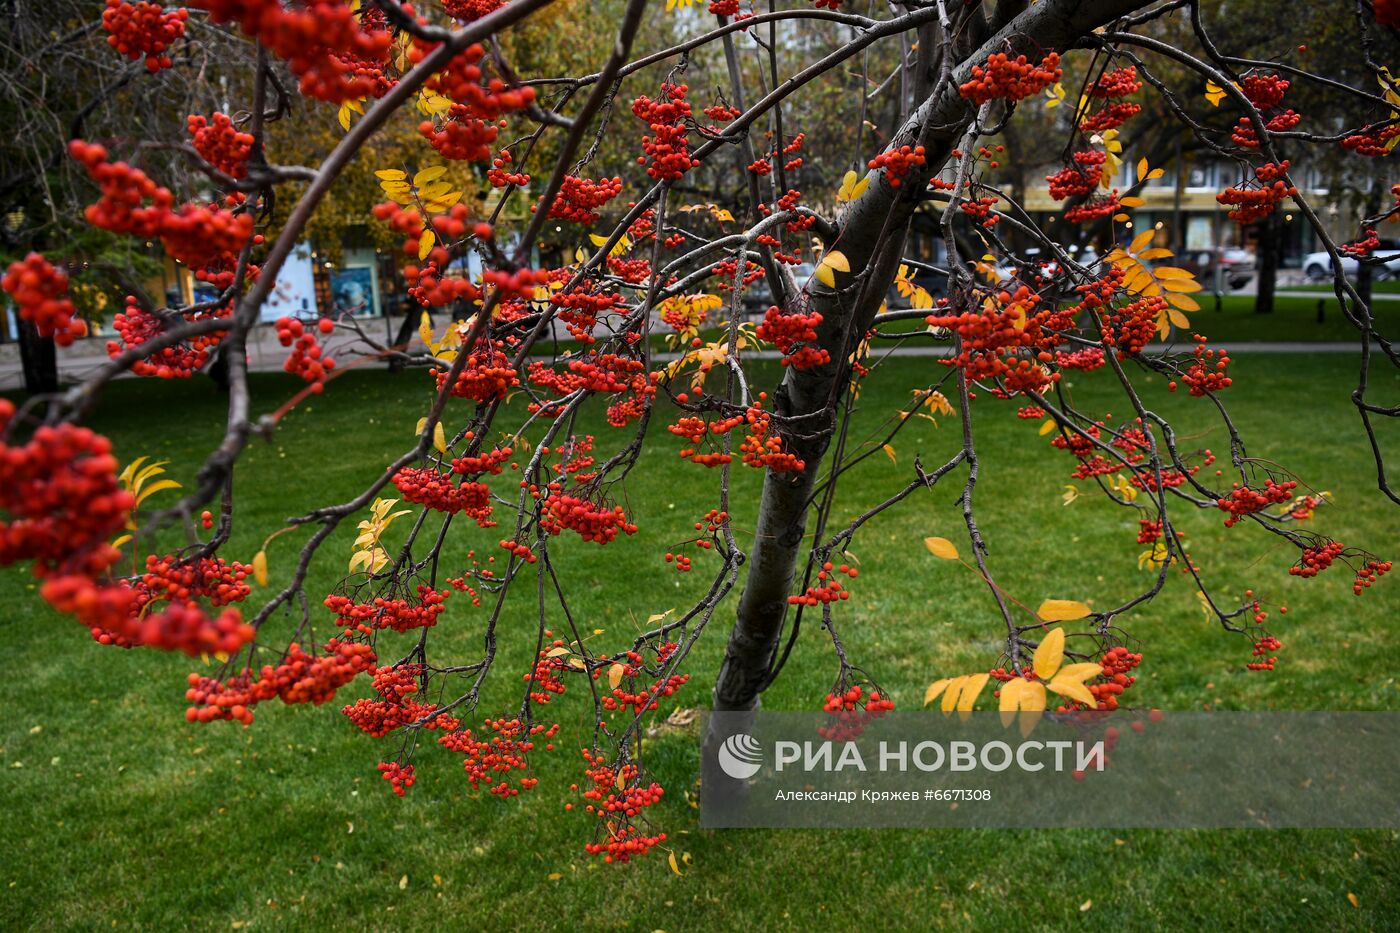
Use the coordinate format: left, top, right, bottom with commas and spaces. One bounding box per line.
2, 352, 1399, 930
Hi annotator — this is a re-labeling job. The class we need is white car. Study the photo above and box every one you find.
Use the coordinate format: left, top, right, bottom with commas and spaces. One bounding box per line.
1302, 249, 1400, 281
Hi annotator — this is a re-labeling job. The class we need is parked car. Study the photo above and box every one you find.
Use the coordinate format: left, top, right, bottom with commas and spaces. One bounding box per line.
1180, 247, 1255, 291
1302, 246, 1400, 281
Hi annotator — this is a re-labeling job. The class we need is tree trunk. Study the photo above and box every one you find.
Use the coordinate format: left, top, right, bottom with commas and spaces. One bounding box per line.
700, 0, 1153, 800
1254, 212, 1282, 315
17, 318, 59, 394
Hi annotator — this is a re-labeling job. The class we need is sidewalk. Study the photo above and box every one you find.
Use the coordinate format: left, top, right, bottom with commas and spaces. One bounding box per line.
0, 321, 1377, 393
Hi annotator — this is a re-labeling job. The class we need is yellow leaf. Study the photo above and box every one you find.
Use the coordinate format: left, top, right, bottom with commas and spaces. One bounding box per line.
414, 166, 448, 187
399, 875, 409, 890
1112, 213, 1131, 222
252, 550, 268, 586
1119, 196, 1146, 208
418, 229, 436, 261
822, 250, 851, 273
608, 663, 625, 690
1033, 627, 1066, 679
668, 852, 682, 875
111, 533, 133, 549
1348, 892, 1360, 908
432, 421, 447, 454
1204, 79, 1227, 106
815, 264, 836, 288
1129, 229, 1155, 253
1154, 266, 1195, 280
1166, 292, 1201, 312
1161, 278, 1202, 293
545, 646, 571, 658
1138, 247, 1174, 260
923, 536, 959, 560
1046, 674, 1096, 707
1166, 308, 1191, 330
941, 675, 967, 713
882, 443, 896, 464
957, 673, 989, 712
375, 169, 407, 182
1135, 157, 1148, 183
419, 180, 453, 202
923, 678, 951, 707
1039, 599, 1092, 622
134, 478, 182, 507
1039, 419, 1056, 436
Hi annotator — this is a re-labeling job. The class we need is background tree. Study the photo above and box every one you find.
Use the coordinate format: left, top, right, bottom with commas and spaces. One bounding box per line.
0, 0, 1396, 862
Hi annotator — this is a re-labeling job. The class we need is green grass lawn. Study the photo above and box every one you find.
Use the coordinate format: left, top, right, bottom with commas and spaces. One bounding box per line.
3, 354, 1400, 930
1155, 294, 1400, 343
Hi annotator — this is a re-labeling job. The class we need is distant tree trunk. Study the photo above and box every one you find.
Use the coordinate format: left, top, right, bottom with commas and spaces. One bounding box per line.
387, 308, 419, 374
17, 318, 59, 394
1254, 211, 1282, 315
206, 342, 231, 392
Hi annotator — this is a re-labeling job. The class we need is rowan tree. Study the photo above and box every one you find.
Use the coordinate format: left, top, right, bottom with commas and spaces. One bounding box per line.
2, 0, 1398, 863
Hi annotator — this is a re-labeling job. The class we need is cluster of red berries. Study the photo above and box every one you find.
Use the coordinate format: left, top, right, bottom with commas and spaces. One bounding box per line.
184, 638, 377, 724
1056, 347, 1106, 372
1248, 636, 1282, 671
542, 495, 638, 544
0, 402, 131, 580
788, 561, 858, 606
550, 281, 625, 342
1, 253, 85, 345
107, 297, 227, 378
1290, 540, 1344, 578
1231, 73, 1298, 148
377, 762, 417, 796
525, 641, 569, 705
1353, 559, 1393, 595
102, 0, 187, 72
868, 145, 926, 188
325, 587, 448, 634
1063, 191, 1122, 224
756, 305, 828, 368
1216, 479, 1298, 527
438, 717, 559, 796
416, 49, 535, 161
393, 468, 496, 525
959, 195, 1000, 228
632, 84, 698, 180
663, 509, 726, 571
275, 316, 336, 388
578, 753, 666, 862
193, 0, 391, 103
601, 647, 689, 714
69, 141, 258, 284
452, 443, 512, 477
344, 666, 457, 739
1101, 294, 1163, 357
739, 401, 805, 472
1079, 646, 1142, 712
137, 553, 252, 608
1093, 66, 1143, 99
1217, 162, 1297, 223
926, 286, 1062, 395
444, 0, 502, 20
819, 684, 896, 741
1175, 336, 1231, 396
487, 150, 530, 187
1340, 124, 1400, 156
1046, 162, 1099, 200
1342, 228, 1381, 258
498, 538, 537, 564
958, 51, 1061, 104
187, 113, 254, 179
1137, 519, 1164, 544
545, 175, 624, 224
436, 344, 520, 403
1079, 102, 1142, 133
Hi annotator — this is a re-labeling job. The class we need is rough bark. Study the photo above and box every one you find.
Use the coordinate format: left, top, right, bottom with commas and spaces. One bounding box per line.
703, 0, 1154, 790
